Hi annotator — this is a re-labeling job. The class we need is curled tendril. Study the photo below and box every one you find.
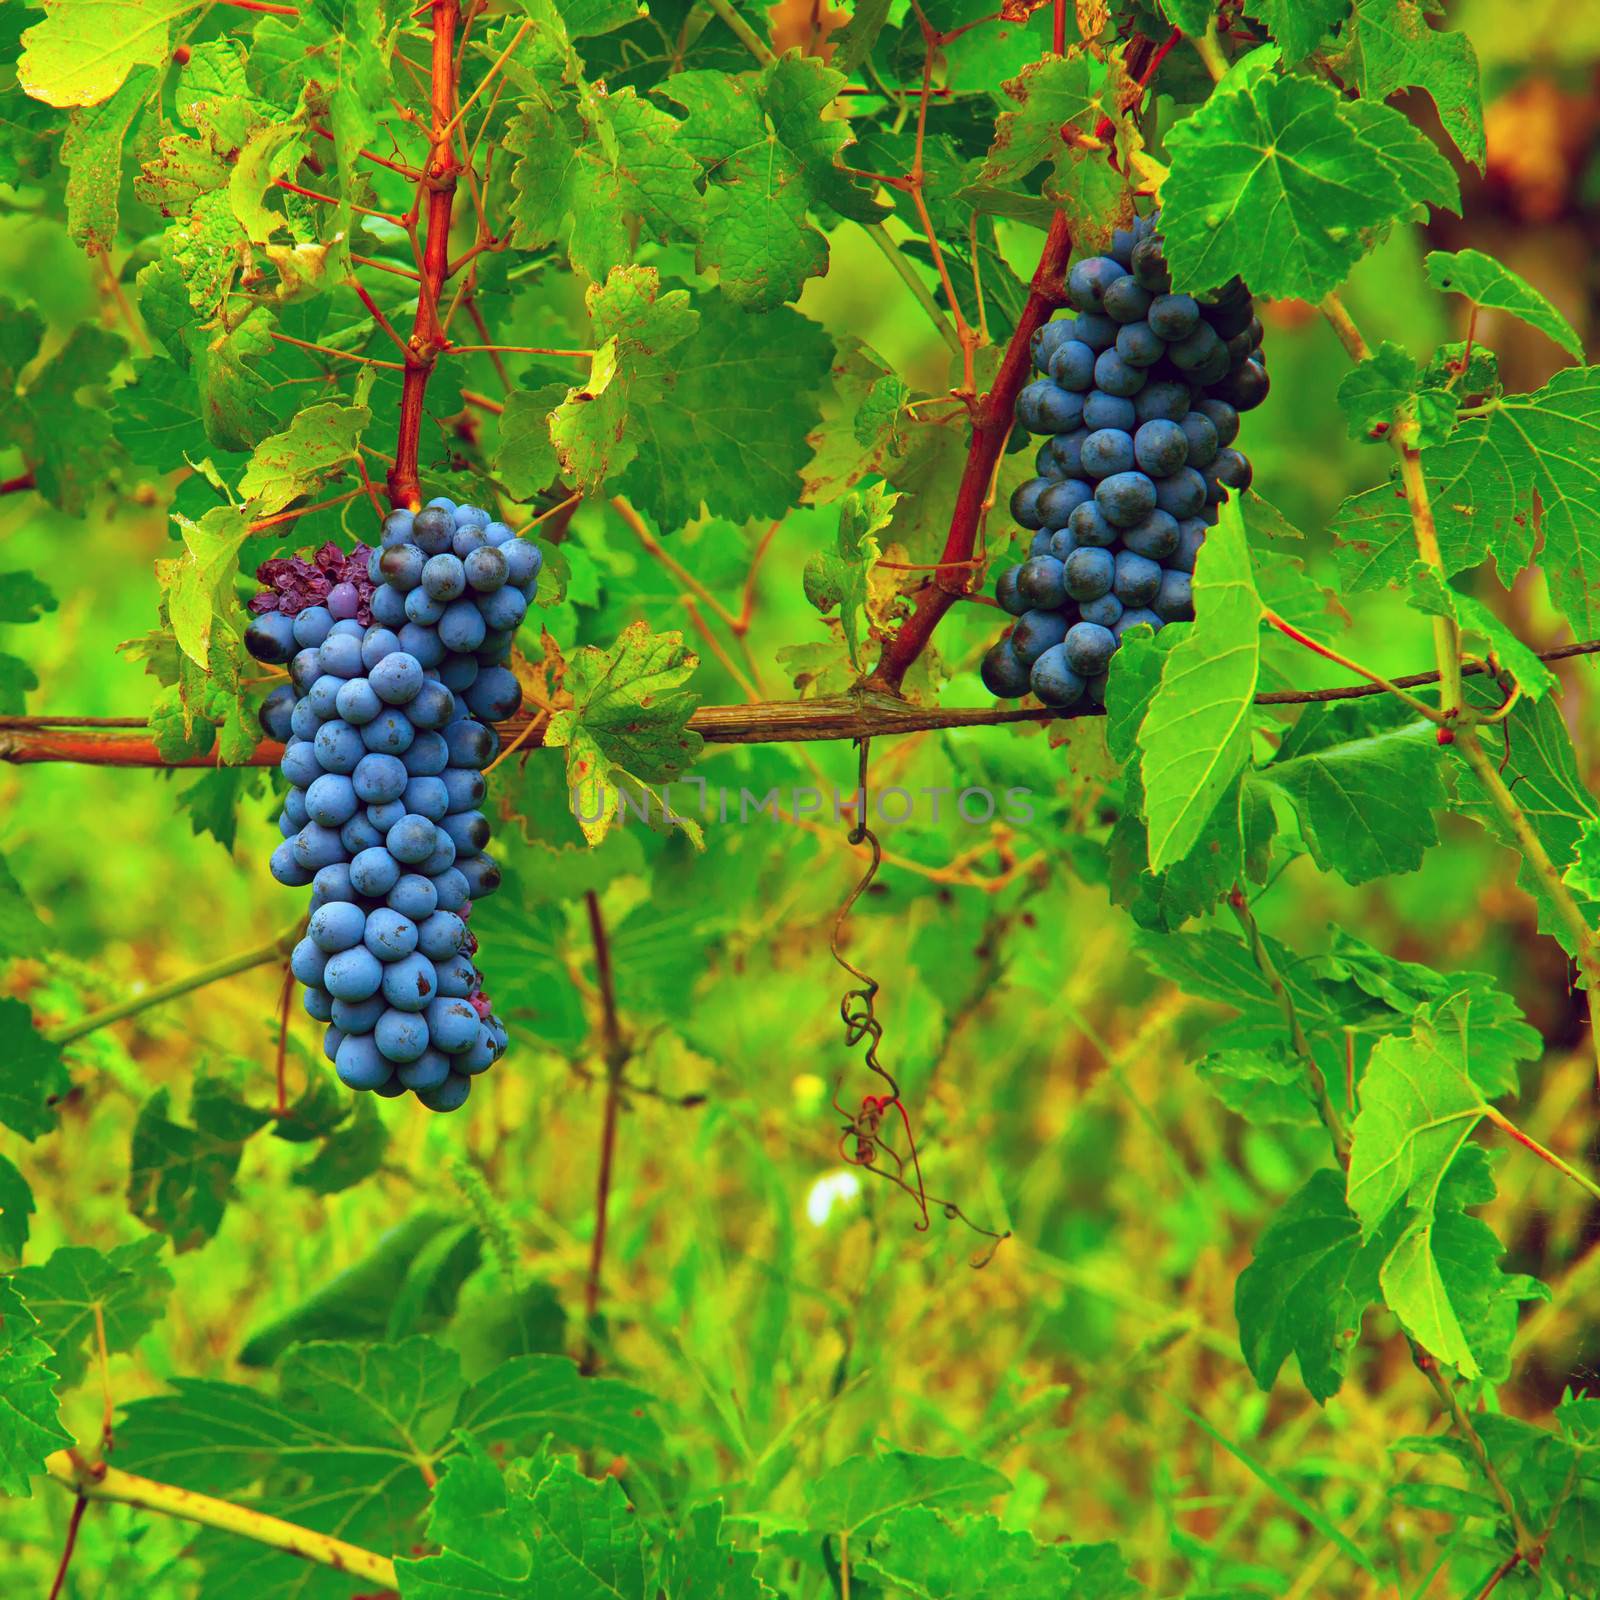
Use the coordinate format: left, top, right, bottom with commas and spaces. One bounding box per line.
827, 737, 1011, 1270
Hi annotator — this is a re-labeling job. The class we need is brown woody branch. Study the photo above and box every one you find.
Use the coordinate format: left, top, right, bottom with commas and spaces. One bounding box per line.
5, 639, 1597, 768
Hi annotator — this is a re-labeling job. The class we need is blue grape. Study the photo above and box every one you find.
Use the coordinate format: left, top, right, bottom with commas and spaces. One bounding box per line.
1133, 419, 1188, 478
306, 772, 359, 828
364, 907, 419, 962
1147, 294, 1199, 341
407, 681, 455, 730
1113, 549, 1162, 607
388, 873, 439, 921
291, 937, 327, 986
290, 649, 323, 694
350, 846, 403, 897
1169, 322, 1223, 372
281, 739, 320, 788
432, 869, 471, 914
461, 1028, 498, 1074
418, 1073, 471, 1112
405, 586, 446, 626
1080, 592, 1124, 628
445, 720, 498, 769
1114, 321, 1164, 368
1029, 644, 1086, 707
1068, 500, 1118, 548
1048, 340, 1097, 391
380, 510, 415, 548
1036, 478, 1095, 530
370, 652, 424, 705
1010, 609, 1069, 667
314, 720, 367, 774
1010, 478, 1049, 529
1171, 519, 1208, 574
435, 952, 478, 997
1179, 409, 1219, 467
336, 1032, 391, 1091
293, 823, 346, 872
1064, 546, 1114, 601
464, 545, 509, 593
1081, 390, 1136, 433
1081, 428, 1134, 478
454, 503, 490, 531
387, 814, 439, 864
411, 507, 455, 555
371, 584, 407, 627
283, 788, 309, 830
402, 776, 450, 822
1102, 275, 1152, 324
478, 585, 528, 631
1110, 227, 1137, 267
1195, 397, 1240, 447
376, 1008, 430, 1063
439, 599, 488, 653
323, 1026, 345, 1064
332, 995, 385, 1034
1133, 381, 1190, 425
1069, 312, 1117, 352
400, 1048, 453, 1091
1095, 471, 1157, 528
244, 610, 298, 665
1154, 569, 1195, 622
1016, 380, 1084, 434
325, 946, 384, 1002
311, 863, 354, 905
1016, 556, 1068, 610
502, 539, 541, 588
306, 675, 344, 720
361, 708, 416, 755
353, 752, 408, 804
289, 698, 323, 741
259, 684, 297, 741
1211, 446, 1252, 490
399, 622, 446, 669
293, 606, 335, 649
1064, 621, 1116, 677
335, 678, 382, 726
403, 732, 451, 775
427, 996, 480, 1053
439, 810, 489, 859
1044, 429, 1089, 476
464, 666, 521, 722
1122, 509, 1181, 560
367, 798, 408, 832
1048, 527, 1077, 563
422, 553, 466, 601
303, 985, 334, 1022
319, 633, 364, 678
1114, 607, 1164, 639
382, 951, 438, 1011
1093, 348, 1145, 397
1068, 255, 1124, 312
1154, 467, 1207, 519
1032, 319, 1073, 371
341, 814, 385, 854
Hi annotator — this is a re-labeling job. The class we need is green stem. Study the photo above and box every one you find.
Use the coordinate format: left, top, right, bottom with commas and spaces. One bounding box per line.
46, 921, 304, 1046
702, 0, 776, 65
863, 223, 963, 355
1228, 893, 1351, 1162
1414, 1355, 1535, 1561
1192, 21, 1229, 83
1482, 1103, 1600, 1207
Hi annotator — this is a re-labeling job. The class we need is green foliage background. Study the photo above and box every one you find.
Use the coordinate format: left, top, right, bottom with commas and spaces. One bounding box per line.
4, 1, 1600, 1596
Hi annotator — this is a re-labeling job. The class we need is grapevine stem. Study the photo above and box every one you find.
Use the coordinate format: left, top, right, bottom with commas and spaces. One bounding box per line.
702, 0, 776, 63
1319, 289, 1600, 1082
1191, 20, 1230, 82
44, 922, 304, 1046
46, 1493, 88, 1600
581, 890, 630, 1369
862, 224, 962, 353
389, 0, 462, 510
43, 1452, 398, 1589
1262, 610, 1444, 722
1482, 1104, 1600, 1205
1227, 891, 1350, 1162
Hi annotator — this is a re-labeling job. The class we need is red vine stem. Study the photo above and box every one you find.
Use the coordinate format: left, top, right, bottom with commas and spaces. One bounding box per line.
388, 0, 461, 510
864, 209, 1073, 693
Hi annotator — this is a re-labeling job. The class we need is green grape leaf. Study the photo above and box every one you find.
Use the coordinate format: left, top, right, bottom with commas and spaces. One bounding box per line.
667, 55, 874, 310
494, 382, 566, 502
1137, 498, 1262, 872
1425, 247, 1583, 359
453, 1352, 664, 1462
661, 1502, 776, 1599
62, 65, 155, 250
805, 1450, 1010, 1537
382, 1223, 483, 1343
157, 505, 252, 670
1162, 61, 1458, 300
127, 1078, 274, 1252
1335, 340, 1459, 446
397, 1442, 650, 1599
617, 290, 836, 528
1196, 1047, 1321, 1127
0, 1283, 71, 1497
1251, 696, 1446, 884
0, 1155, 36, 1259
1332, 0, 1486, 168
979, 53, 1110, 192
175, 766, 265, 852
1250, 0, 1349, 59
0, 846, 54, 960
17, 0, 194, 107
802, 336, 913, 505
0, 999, 69, 1142
855, 1506, 1139, 1599
1563, 817, 1600, 900
1451, 687, 1600, 957
507, 84, 702, 283
549, 266, 698, 496
832, 0, 893, 76
325, 0, 390, 256
290, 1094, 389, 1195
10, 1237, 173, 1389
12, 323, 127, 514
238, 400, 369, 516
1406, 566, 1558, 701
1235, 1169, 1393, 1403
545, 622, 704, 847
802, 484, 898, 666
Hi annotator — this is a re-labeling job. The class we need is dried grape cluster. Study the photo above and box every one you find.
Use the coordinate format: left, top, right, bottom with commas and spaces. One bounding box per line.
981, 211, 1267, 708
249, 541, 380, 628
247, 499, 540, 1113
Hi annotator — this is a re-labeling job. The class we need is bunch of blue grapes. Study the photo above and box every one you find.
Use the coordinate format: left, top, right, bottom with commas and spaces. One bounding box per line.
980, 211, 1267, 708
247, 498, 541, 1112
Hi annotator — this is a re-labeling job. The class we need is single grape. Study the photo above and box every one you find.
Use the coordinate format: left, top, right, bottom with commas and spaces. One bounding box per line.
364, 906, 420, 962
1067, 500, 1118, 548
289, 648, 323, 694
411, 506, 455, 556
306, 772, 360, 828
1010, 478, 1049, 529
399, 623, 446, 670
435, 952, 479, 996
381, 951, 438, 1011
332, 994, 385, 1034
341, 814, 385, 854
439, 599, 488, 654
427, 996, 480, 1053
1130, 235, 1170, 292
1048, 340, 1097, 391
445, 720, 498, 770
1031, 319, 1073, 371
293, 606, 335, 649
418, 1073, 472, 1113
350, 846, 403, 897
1102, 275, 1153, 324
388, 872, 440, 922
1114, 607, 1164, 639
464, 666, 522, 723
325, 945, 384, 1002
1064, 621, 1116, 677
1080, 592, 1124, 628
400, 1048, 454, 1092
259, 684, 296, 742
1154, 466, 1207, 519
402, 776, 450, 822
1147, 293, 1200, 341
478, 584, 528, 632
501, 539, 540, 588
380, 509, 415, 548
1113, 549, 1162, 607
291, 937, 328, 987
1115, 322, 1164, 368
1017, 555, 1068, 610
1047, 527, 1077, 563
1070, 311, 1117, 352
1068, 255, 1124, 312
432, 869, 472, 915
1133, 419, 1189, 479
405, 586, 447, 626
1171, 519, 1207, 574
439, 810, 490, 859
1010, 609, 1069, 667
1211, 446, 1253, 490
376, 1007, 430, 1063
1154, 569, 1195, 622
1121, 509, 1181, 561
1081, 428, 1135, 479
335, 1032, 391, 1091
403, 731, 450, 776
1064, 546, 1114, 602
407, 681, 456, 731
289, 698, 323, 742
1169, 322, 1223, 373
1082, 391, 1137, 433
1024, 643, 1088, 707
1016, 380, 1084, 434
1179, 409, 1219, 468
335, 678, 382, 726
1095, 470, 1157, 528
303, 985, 335, 1022
1133, 381, 1190, 425
371, 584, 408, 628
244, 610, 298, 665
361, 708, 416, 755
422, 553, 467, 601
1093, 348, 1146, 397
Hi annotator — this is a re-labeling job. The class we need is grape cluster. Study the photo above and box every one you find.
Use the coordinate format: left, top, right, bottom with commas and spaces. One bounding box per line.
246, 498, 541, 1113
980, 211, 1267, 708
